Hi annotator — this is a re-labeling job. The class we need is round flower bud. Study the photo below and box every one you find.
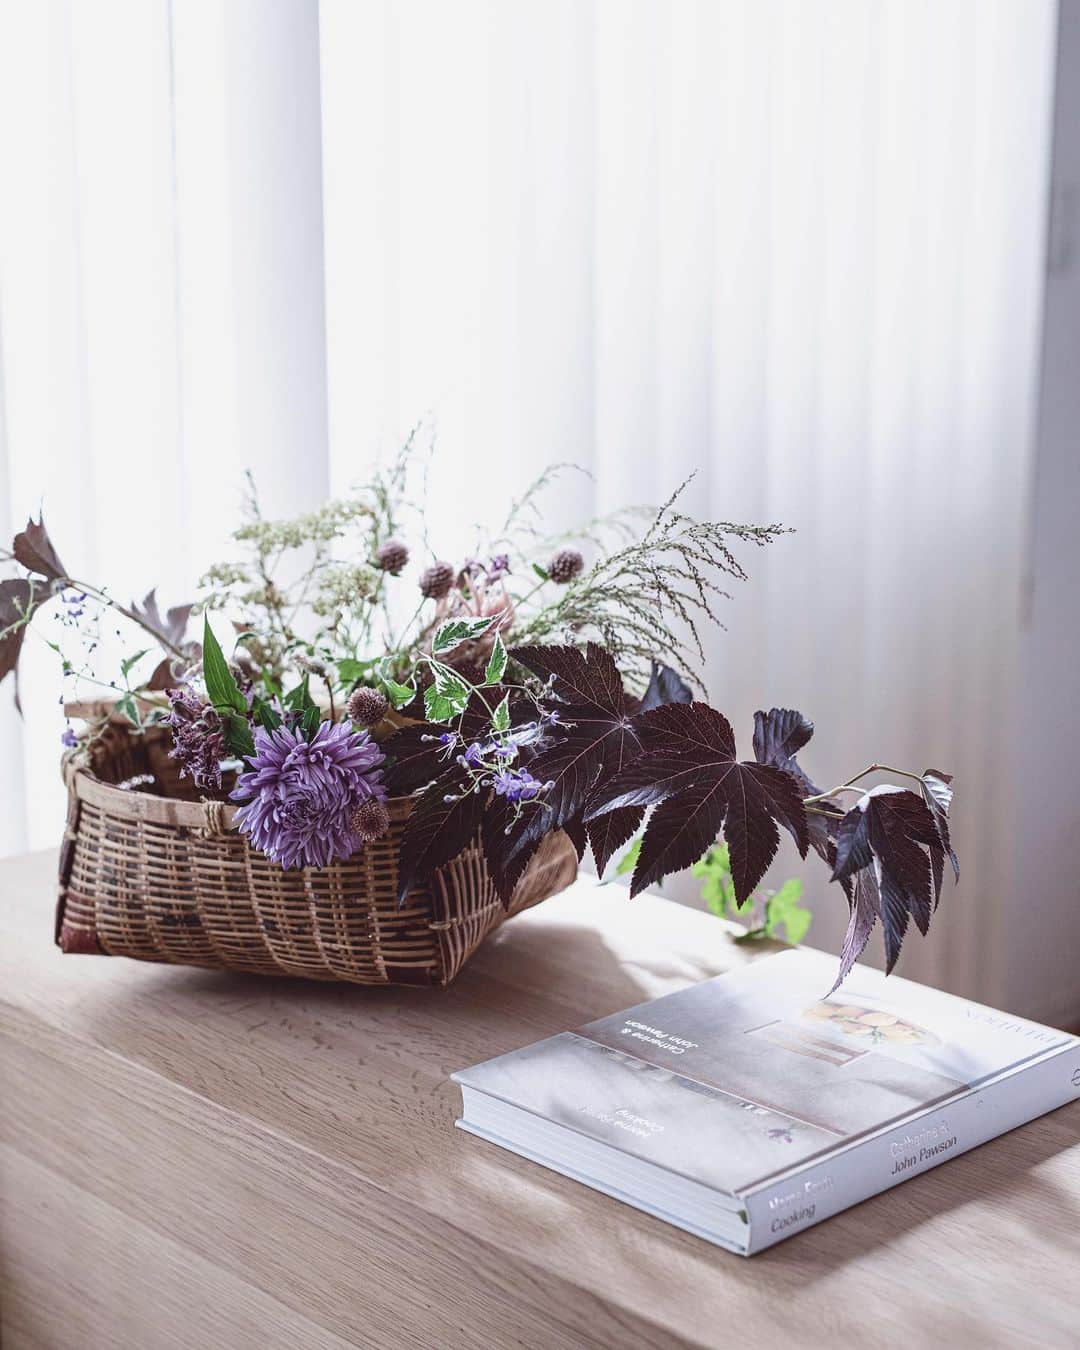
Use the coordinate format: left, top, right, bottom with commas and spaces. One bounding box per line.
351, 797, 391, 844
419, 560, 455, 600
347, 685, 390, 727
375, 538, 409, 575
547, 548, 584, 585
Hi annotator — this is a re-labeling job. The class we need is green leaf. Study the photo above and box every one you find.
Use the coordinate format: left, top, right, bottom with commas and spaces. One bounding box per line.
223, 712, 255, 761
764, 878, 811, 945
381, 676, 417, 711
114, 693, 141, 728
692, 844, 743, 918
484, 632, 508, 685
423, 661, 471, 723
120, 648, 150, 680
282, 675, 314, 712
252, 698, 281, 733
301, 704, 322, 740
491, 692, 511, 733
202, 617, 247, 715
337, 657, 377, 687
532, 563, 549, 581
432, 615, 495, 656
614, 836, 642, 876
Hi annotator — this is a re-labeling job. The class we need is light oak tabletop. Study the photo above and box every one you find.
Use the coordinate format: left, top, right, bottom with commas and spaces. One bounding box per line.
2, 847, 1078, 1349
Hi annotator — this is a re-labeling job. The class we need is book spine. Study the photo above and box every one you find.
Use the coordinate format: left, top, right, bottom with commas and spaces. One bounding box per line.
743, 1043, 1080, 1255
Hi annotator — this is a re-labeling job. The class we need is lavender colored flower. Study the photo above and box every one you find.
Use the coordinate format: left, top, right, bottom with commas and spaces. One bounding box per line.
166, 686, 226, 792
231, 720, 386, 870
60, 727, 79, 749
491, 767, 546, 804
486, 553, 511, 579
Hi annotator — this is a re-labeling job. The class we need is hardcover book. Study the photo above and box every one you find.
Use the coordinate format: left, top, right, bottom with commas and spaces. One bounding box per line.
452, 950, 1080, 1253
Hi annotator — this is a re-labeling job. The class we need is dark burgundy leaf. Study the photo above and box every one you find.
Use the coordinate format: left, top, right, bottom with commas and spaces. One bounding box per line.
0, 578, 39, 690
752, 706, 849, 880
396, 783, 484, 905
130, 589, 194, 654
145, 657, 180, 692
12, 515, 66, 581
640, 661, 693, 712
921, 769, 959, 885
500, 644, 643, 882
561, 810, 588, 862
832, 807, 872, 882
832, 788, 937, 974
585, 804, 644, 876
585, 702, 809, 903
829, 868, 880, 995
878, 867, 911, 973
383, 687, 521, 796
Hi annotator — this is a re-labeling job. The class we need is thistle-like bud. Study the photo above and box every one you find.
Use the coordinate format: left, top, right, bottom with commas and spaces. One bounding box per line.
347, 685, 389, 727
547, 548, 584, 585
351, 797, 391, 844
375, 538, 409, 575
419, 560, 455, 599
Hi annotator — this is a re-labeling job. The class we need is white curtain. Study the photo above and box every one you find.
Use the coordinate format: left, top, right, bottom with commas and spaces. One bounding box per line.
0, 0, 1057, 1007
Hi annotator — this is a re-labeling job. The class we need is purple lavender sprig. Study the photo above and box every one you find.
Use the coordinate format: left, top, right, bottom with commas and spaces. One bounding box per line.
166, 686, 227, 792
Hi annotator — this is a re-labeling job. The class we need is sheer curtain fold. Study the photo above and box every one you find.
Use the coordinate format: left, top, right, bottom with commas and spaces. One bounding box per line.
0, 0, 1057, 1006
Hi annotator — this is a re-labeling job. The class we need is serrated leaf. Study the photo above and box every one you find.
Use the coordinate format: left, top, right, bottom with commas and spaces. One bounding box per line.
614, 837, 642, 875
12, 515, 66, 581
114, 693, 140, 727
829, 868, 881, 994
921, 769, 959, 892
396, 783, 484, 905
381, 675, 417, 710
832, 789, 938, 972
501, 644, 645, 880
585, 702, 809, 904
337, 657, 377, 686
484, 632, 508, 685
491, 692, 511, 732
432, 615, 495, 656
202, 617, 247, 714
423, 660, 471, 723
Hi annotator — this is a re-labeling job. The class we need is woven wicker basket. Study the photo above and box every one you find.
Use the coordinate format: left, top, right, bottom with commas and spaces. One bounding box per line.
55, 720, 578, 986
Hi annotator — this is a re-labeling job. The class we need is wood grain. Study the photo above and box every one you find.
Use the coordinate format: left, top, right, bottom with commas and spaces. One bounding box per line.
2, 848, 1078, 1349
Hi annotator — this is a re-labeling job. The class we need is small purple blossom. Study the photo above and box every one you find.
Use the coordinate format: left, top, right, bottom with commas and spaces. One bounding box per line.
60, 727, 78, 749
166, 686, 226, 792
231, 720, 386, 869
491, 767, 546, 804
461, 741, 485, 767
487, 553, 511, 579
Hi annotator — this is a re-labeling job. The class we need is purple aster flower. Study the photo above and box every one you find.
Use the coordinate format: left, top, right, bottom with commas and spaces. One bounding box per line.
492, 767, 546, 804
231, 720, 386, 870
166, 686, 227, 792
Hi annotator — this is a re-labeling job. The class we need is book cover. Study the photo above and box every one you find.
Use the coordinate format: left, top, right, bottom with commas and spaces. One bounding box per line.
453, 950, 1078, 1246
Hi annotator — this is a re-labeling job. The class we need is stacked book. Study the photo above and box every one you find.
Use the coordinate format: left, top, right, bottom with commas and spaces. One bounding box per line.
453, 950, 1079, 1254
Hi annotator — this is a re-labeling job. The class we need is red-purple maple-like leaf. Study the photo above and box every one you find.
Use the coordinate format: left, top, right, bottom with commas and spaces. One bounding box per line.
130, 589, 195, 655
497, 644, 646, 881
752, 706, 845, 878
585, 702, 809, 903
395, 782, 484, 905
829, 867, 881, 994
832, 788, 940, 971
640, 661, 693, 712
12, 515, 66, 581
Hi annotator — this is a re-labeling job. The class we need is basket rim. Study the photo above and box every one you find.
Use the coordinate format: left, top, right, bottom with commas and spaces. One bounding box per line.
62, 751, 415, 833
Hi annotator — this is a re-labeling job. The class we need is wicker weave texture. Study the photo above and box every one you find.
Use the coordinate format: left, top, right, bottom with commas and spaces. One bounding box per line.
55, 725, 578, 987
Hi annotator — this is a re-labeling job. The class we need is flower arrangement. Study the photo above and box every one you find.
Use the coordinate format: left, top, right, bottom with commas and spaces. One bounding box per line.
1, 438, 958, 990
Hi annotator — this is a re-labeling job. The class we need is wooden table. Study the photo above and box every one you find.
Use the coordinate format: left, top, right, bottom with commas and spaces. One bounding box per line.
2, 849, 1078, 1349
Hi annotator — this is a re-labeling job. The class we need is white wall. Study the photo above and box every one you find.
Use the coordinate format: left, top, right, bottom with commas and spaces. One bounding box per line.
1010, 0, 1080, 1027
